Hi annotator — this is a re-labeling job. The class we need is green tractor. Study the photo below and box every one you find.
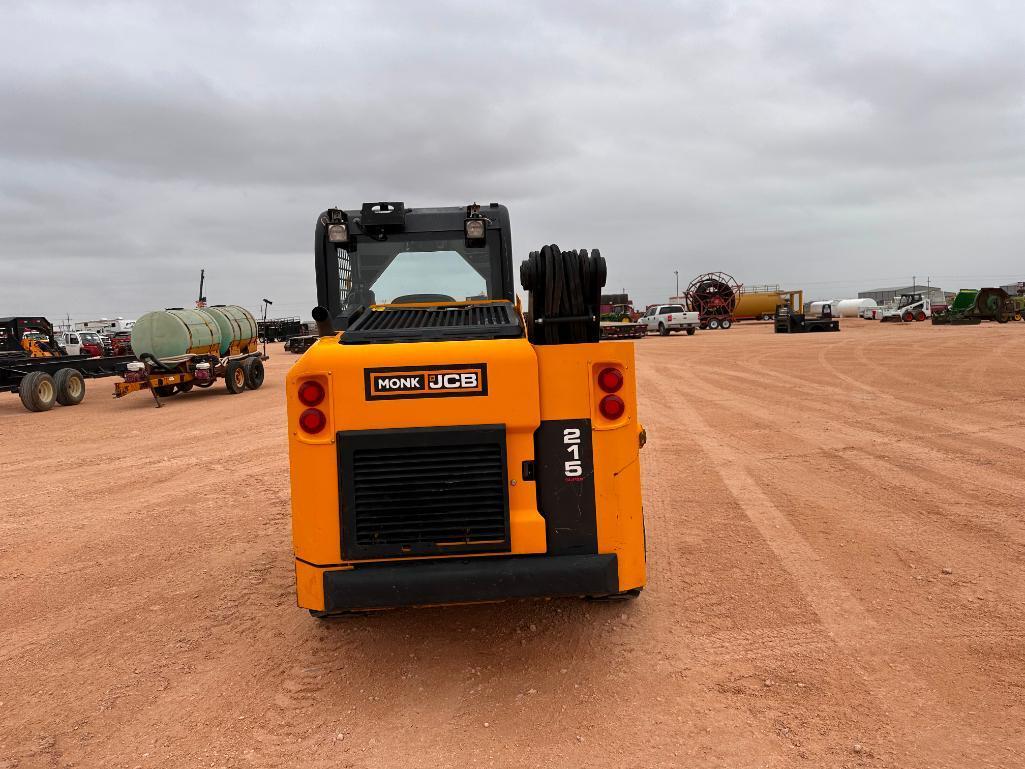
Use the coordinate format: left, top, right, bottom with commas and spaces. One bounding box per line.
601, 303, 637, 323
932, 288, 1015, 325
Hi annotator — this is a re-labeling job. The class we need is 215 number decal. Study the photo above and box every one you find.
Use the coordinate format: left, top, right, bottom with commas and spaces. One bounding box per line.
563, 427, 582, 478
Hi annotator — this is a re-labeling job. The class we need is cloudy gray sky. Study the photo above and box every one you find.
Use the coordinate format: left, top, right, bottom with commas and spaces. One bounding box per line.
2, 0, 1023, 323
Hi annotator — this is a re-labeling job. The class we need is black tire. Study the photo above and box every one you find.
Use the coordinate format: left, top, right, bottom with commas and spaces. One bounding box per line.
153, 384, 177, 397
686, 328, 696, 336
177, 381, 194, 393
226, 360, 247, 394
658, 322, 668, 336
708, 318, 720, 330
19, 371, 57, 412
243, 357, 265, 390
720, 318, 732, 329
54, 368, 85, 406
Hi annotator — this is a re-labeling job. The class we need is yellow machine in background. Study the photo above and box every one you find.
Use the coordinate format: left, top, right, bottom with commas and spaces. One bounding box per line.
287, 202, 645, 615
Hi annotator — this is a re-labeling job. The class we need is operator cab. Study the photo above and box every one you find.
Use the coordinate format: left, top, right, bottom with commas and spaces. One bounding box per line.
314, 202, 520, 344
897, 293, 924, 309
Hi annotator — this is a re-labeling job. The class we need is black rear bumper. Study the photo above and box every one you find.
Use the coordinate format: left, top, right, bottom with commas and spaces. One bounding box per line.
322, 553, 619, 611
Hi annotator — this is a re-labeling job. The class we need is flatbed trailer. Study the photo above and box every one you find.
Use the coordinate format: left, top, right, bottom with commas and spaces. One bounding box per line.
600, 321, 646, 339
774, 306, 840, 333
258, 317, 303, 342
1, 354, 137, 412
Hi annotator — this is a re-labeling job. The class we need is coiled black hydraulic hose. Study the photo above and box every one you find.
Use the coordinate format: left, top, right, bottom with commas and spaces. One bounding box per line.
520, 244, 606, 345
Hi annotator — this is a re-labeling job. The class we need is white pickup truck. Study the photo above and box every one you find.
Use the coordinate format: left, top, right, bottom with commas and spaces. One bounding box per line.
638, 304, 700, 336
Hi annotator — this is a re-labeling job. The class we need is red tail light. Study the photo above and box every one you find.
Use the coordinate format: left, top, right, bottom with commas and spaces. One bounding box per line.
599, 394, 625, 420
299, 408, 327, 434
298, 380, 325, 406
597, 367, 624, 393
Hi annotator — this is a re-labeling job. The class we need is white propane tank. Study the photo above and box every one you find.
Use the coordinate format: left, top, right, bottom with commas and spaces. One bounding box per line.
836, 298, 878, 318
808, 301, 833, 318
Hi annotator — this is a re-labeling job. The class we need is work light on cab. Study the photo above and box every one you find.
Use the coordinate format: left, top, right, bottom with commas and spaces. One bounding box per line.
299, 407, 327, 434
464, 202, 486, 245
597, 367, 624, 393
599, 394, 625, 420
297, 380, 325, 407
325, 208, 349, 243
465, 219, 485, 240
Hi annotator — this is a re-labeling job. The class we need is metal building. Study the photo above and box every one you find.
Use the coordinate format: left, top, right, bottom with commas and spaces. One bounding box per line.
858, 284, 946, 307
1001, 281, 1025, 296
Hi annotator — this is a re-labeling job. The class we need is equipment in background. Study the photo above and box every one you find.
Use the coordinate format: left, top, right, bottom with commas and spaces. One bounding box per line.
258, 316, 303, 342
600, 295, 640, 322
0, 316, 136, 412
834, 298, 878, 318
285, 334, 318, 354
734, 285, 805, 322
289, 202, 646, 616
685, 271, 739, 329
599, 294, 645, 339
880, 293, 931, 322
1, 317, 62, 359
1011, 293, 1025, 322
775, 300, 840, 333
73, 317, 135, 333
114, 305, 266, 407
932, 288, 1014, 325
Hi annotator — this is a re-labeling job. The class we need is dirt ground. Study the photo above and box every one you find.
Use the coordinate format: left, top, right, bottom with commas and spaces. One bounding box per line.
1, 320, 1023, 769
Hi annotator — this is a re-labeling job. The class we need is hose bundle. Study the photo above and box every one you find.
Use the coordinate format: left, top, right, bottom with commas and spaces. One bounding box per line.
520, 245, 606, 345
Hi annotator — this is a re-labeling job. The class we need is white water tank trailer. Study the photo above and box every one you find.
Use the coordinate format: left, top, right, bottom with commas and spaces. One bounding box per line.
834, 298, 878, 318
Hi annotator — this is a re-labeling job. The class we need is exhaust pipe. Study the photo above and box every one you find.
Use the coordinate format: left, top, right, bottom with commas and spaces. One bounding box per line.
312, 306, 334, 337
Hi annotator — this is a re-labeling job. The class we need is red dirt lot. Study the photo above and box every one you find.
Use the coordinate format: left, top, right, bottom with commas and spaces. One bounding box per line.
1, 321, 1023, 768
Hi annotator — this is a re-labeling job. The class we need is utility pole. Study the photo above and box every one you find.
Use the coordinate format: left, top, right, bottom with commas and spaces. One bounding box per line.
261, 298, 273, 357
674, 270, 679, 299
196, 269, 206, 308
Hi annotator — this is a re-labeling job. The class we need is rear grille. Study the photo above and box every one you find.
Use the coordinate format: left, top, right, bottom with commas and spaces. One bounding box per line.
338, 426, 510, 560
342, 302, 522, 344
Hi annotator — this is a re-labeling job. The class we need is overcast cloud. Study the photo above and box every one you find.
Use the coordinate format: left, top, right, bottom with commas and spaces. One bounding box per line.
1, 0, 1023, 322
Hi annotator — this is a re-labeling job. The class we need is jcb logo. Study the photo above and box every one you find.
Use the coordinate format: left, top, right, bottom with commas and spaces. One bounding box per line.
365, 364, 488, 400
428, 372, 478, 390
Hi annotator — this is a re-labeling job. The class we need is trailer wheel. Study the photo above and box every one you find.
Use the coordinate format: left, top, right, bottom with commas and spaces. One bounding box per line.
54, 368, 85, 406
243, 357, 265, 390
226, 360, 247, 394
177, 381, 194, 393
686, 328, 696, 336
153, 385, 177, 397
708, 318, 720, 330
720, 318, 732, 329
19, 371, 57, 412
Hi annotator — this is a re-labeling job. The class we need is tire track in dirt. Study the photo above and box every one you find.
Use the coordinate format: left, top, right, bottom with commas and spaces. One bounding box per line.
642, 376, 984, 766
673, 370, 1025, 548
667, 361, 1025, 504
674, 339, 1025, 451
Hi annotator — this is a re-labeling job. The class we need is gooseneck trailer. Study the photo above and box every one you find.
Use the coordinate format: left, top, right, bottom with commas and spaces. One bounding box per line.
1, 316, 136, 412
2, 353, 137, 411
